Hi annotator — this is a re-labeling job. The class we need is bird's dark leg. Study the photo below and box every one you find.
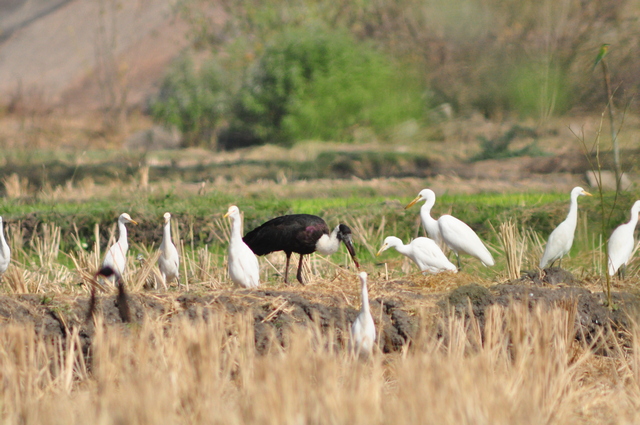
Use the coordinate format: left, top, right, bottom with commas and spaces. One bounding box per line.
296, 254, 305, 284
284, 252, 292, 284
455, 252, 461, 271
619, 264, 626, 280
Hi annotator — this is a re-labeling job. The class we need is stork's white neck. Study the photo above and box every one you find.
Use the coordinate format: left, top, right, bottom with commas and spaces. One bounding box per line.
316, 226, 340, 255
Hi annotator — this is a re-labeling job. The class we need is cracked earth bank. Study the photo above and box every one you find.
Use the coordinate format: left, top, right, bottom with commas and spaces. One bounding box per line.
1, 268, 639, 356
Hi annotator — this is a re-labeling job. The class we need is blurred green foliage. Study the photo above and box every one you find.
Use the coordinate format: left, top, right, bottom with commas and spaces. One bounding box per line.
229, 26, 426, 146
149, 56, 226, 147
160, 0, 630, 149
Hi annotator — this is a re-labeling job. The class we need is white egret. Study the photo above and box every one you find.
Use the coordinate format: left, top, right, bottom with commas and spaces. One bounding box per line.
102, 213, 138, 282
607, 200, 640, 277
539, 186, 592, 269
405, 189, 444, 249
377, 236, 457, 274
406, 189, 494, 268
225, 205, 260, 289
351, 271, 375, 357
158, 212, 180, 290
0, 217, 10, 277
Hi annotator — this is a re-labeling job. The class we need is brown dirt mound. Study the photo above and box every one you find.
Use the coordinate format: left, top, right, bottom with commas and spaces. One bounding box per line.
1, 276, 638, 358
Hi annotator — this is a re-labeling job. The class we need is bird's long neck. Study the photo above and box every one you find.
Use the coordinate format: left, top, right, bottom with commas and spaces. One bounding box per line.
565, 194, 580, 229
628, 207, 640, 229
230, 214, 243, 241
420, 201, 438, 229
360, 280, 370, 315
118, 220, 128, 249
316, 227, 340, 255
163, 221, 172, 245
0, 222, 8, 255
392, 241, 411, 257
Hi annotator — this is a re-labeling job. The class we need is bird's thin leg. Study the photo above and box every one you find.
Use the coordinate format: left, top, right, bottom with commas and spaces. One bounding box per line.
160, 273, 167, 291
455, 253, 461, 271
619, 264, 626, 280
296, 254, 305, 284
284, 252, 292, 284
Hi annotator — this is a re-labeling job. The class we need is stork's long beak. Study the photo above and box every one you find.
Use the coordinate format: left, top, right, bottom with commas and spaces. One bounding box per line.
376, 244, 388, 256
342, 234, 360, 268
405, 195, 422, 209
130, 219, 139, 226
223, 212, 230, 218
583, 190, 593, 197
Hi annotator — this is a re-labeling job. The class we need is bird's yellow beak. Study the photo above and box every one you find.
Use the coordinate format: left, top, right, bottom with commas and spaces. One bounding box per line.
223, 211, 230, 219
130, 219, 139, 226
376, 244, 388, 256
583, 190, 593, 197
404, 195, 422, 210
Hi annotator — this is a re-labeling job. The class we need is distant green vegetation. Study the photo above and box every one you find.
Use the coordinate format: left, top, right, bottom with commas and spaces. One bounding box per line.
0, 189, 632, 272
152, 25, 427, 149
229, 26, 426, 146
163, 0, 633, 150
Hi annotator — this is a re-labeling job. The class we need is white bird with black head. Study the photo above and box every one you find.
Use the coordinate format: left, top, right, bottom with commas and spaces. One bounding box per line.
243, 214, 359, 284
539, 186, 591, 269
225, 205, 260, 289
405, 189, 494, 268
377, 236, 457, 274
102, 213, 137, 282
607, 200, 640, 278
158, 212, 179, 290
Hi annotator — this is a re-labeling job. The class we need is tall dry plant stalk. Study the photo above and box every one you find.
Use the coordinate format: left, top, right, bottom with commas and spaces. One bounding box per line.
31, 223, 61, 268
348, 214, 386, 258
0, 304, 636, 423
2, 173, 28, 199
498, 219, 523, 280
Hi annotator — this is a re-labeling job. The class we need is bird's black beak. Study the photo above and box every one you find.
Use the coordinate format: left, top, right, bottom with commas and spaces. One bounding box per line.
342, 234, 360, 269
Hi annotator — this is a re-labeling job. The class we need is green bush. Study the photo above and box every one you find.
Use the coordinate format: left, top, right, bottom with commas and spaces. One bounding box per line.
231, 26, 426, 146
150, 56, 226, 147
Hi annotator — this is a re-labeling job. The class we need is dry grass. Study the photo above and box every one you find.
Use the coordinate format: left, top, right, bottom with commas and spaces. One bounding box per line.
0, 303, 637, 424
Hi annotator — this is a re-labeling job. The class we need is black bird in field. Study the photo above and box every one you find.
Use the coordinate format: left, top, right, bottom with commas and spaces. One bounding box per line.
243, 214, 359, 284
91, 266, 131, 323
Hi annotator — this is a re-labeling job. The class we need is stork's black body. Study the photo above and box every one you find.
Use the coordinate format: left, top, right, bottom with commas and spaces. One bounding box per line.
91, 266, 131, 323
243, 214, 358, 284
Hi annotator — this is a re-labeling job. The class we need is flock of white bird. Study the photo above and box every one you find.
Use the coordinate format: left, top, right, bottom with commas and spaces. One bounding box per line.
0, 186, 638, 355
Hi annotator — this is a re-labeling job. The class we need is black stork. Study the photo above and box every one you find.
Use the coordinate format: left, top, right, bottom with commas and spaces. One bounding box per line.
90, 266, 131, 323
243, 214, 359, 284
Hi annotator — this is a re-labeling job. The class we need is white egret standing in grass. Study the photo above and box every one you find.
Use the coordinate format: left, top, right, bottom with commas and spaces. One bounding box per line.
607, 200, 640, 277
225, 205, 260, 289
377, 236, 457, 274
351, 271, 375, 357
539, 186, 592, 269
0, 217, 10, 277
102, 213, 138, 282
405, 189, 494, 268
158, 212, 179, 290
405, 189, 444, 249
